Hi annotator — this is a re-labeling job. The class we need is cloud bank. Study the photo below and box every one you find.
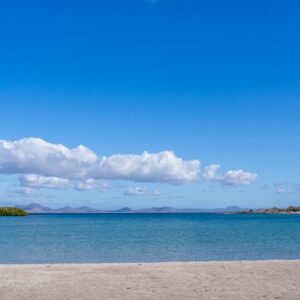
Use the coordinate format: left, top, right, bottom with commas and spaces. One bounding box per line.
0, 138, 200, 188
0, 138, 257, 192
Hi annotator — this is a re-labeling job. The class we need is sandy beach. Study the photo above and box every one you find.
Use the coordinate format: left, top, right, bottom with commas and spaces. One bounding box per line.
0, 260, 299, 300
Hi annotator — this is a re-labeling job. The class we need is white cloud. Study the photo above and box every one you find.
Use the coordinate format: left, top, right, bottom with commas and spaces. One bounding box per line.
75, 178, 109, 191
274, 182, 300, 195
0, 138, 200, 185
0, 138, 258, 191
276, 188, 287, 194
125, 187, 148, 196
0, 138, 97, 179
19, 174, 108, 192
95, 151, 200, 182
203, 164, 220, 180
223, 170, 258, 186
203, 164, 257, 186
16, 187, 36, 196
19, 174, 70, 189
124, 187, 161, 196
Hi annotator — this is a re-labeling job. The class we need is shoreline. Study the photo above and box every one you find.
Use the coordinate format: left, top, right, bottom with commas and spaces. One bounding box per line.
1, 260, 299, 299
1, 258, 300, 265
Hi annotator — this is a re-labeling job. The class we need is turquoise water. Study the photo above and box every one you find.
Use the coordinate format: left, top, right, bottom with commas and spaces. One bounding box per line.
0, 214, 299, 263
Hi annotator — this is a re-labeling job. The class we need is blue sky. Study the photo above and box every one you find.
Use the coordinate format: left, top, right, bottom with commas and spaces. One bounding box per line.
0, 0, 300, 209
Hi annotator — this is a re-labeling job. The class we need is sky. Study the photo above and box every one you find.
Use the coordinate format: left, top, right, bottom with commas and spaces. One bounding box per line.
0, 0, 300, 209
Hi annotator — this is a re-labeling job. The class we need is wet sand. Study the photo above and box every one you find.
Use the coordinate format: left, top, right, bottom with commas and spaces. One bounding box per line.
0, 260, 300, 299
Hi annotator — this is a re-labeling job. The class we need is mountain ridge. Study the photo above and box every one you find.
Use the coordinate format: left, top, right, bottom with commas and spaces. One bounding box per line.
15, 203, 247, 214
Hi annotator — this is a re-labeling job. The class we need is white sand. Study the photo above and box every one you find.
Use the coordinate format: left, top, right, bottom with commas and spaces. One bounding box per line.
0, 260, 300, 300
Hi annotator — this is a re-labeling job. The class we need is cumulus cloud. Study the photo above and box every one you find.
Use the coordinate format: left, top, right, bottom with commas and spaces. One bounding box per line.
75, 178, 109, 191
124, 187, 161, 196
203, 164, 257, 186
0, 138, 258, 191
19, 174, 70, 189
203, 164, 220, 180
95, 151, 200, 182
0, 138, 97, 179
0, 138, 200, 186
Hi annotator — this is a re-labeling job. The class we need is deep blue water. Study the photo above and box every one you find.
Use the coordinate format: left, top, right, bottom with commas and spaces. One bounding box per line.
0, 214, 300, 264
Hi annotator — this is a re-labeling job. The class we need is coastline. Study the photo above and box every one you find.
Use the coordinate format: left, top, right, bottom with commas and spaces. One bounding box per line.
1, 260, 299, 299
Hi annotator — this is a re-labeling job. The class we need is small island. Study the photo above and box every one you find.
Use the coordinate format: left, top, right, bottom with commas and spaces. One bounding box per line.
240, 206, 300, 214
0, 207, 27, 216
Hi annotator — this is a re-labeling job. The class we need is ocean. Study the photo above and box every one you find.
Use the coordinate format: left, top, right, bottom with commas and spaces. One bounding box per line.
0, 213, 299, 264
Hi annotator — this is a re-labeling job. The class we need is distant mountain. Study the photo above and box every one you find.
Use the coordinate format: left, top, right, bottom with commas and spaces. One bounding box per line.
135, 206, 247, 213
16, 203, 52, 213
15, 203, 247, 214
137, 207, 180, 213
113, 207, 134, 213
16, 203, 104, 214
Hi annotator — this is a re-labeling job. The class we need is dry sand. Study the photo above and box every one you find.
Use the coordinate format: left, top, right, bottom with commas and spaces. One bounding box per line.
0, 260, 300, 300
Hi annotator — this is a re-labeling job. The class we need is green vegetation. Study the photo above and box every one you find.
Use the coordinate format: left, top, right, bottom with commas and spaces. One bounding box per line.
0, 207, 27, 216
242, 206, 300, 214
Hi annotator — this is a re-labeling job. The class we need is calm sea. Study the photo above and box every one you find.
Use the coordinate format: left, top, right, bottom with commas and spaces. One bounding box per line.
0, 213, 299, 264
